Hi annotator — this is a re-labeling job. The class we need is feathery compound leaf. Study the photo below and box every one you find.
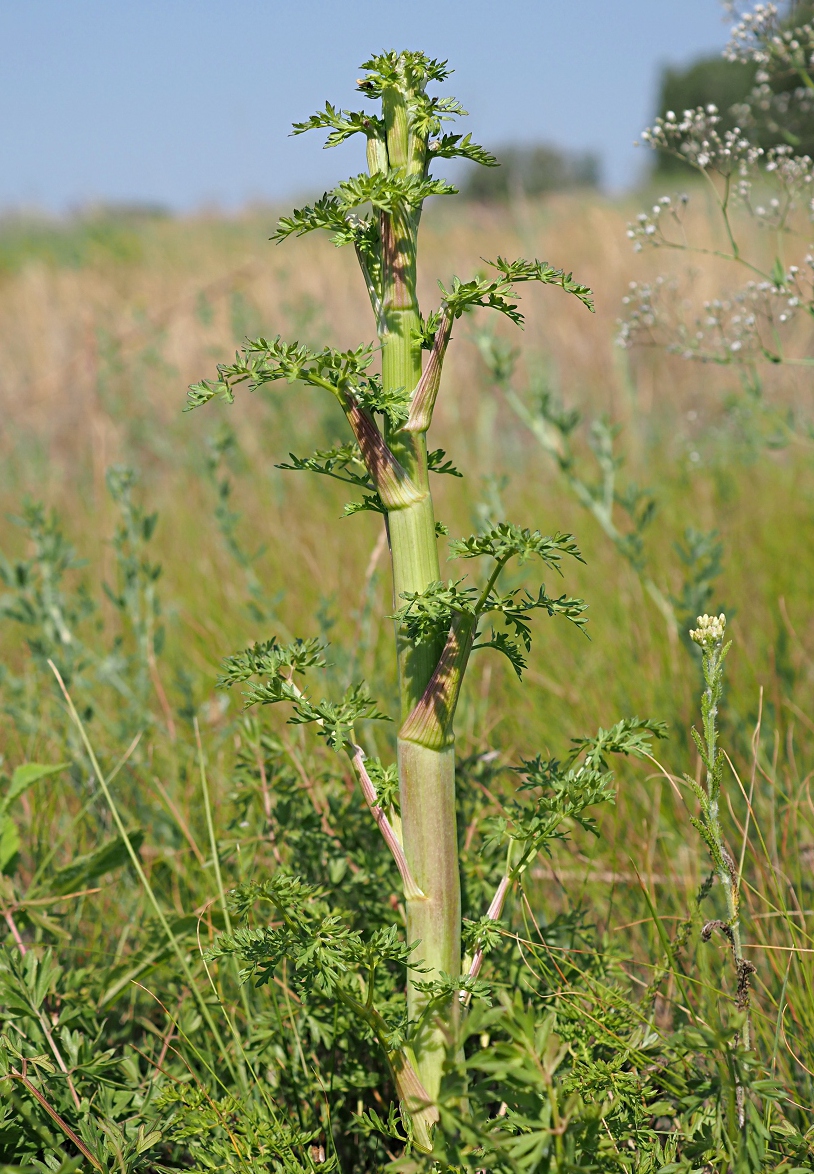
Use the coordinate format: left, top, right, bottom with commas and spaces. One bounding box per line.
357, 50, 451, 98
340, 493, 385, 516
414, 94, 469, 139
412, 969, 492, 1004
352, 376, 412, 427
430, 132, 498, 168
507, 758, 616, 862
569, 716, 668, 768
365, 758, 400, 810
449, 523, 584, 569
438, 272, 526, 325
289, 682, 392, 750
336, 171, 456, 212
475, 628, 529, 678
431, 256, 594, 333
471, 587, 587, 679
503, 717, 665, 870
487, 256, 595, 313
272, 193, 350, 242
219, 637, 389, 748
188, 338, 378, 410
291, 103, 385, 148
276, 443, 373, 489
392, 579, 478, 645
238, 338, 375, 387
427, 448, 463, 477
487, 585, 588, 630
273, 196, 382, 258
226, 871, 323, 925
342, 492, 386, 517
217, 636, 327, 692
185, 378, 234, 411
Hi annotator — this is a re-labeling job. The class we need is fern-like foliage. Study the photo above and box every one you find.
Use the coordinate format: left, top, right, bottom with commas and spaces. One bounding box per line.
449, 523, 584, 569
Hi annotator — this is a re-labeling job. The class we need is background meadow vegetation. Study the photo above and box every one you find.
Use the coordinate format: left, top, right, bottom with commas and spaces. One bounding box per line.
0, 179, 812, 1168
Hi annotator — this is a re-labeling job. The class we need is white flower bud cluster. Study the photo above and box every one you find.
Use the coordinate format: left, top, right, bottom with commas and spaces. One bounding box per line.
690, 613, 727, 647
725, 4, 779, 63
616, 278, 670, 348
617, 265, 814, 362
628, 145, 813, 257
750, 80, 814, 126
760, 146, 814, 217
757, 20, 814, 73
675, 277, 804, 361
626, 194, 687, 252
640, 107, 763, 177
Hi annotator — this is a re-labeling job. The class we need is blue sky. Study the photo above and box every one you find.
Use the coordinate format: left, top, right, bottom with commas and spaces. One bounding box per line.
1, 1, 733, 212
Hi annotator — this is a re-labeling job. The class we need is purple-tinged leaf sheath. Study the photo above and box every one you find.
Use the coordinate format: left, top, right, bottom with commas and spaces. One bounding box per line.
381, 210, 415, 318
389, 1046, 439, 1153
398, 614, 476, 750
342, 397, 423, 509
404, 308, 453, 434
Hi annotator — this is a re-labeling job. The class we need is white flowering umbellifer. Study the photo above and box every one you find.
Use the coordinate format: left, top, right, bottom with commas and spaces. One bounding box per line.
725, 3, 780, 63
639, 106, 764, 179
623, 7, 814, 372
690, 613, 727, 647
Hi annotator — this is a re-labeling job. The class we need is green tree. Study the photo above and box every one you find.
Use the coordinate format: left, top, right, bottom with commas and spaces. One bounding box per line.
654, 56, 757, 174
462, 143, 599, 200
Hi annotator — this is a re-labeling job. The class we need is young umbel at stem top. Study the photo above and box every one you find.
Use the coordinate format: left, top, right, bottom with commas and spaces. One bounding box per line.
189, 50, 604, 1149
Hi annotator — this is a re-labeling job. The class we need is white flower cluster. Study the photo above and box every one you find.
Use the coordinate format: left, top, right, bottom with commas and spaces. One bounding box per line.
617, 265, 813, 362
734, 145, 814, 222
724, 4, 779, 63
733, 14, 814, 73
626, 194, 688, 252
640, 106, 763, 177
748, 78, 814, 124
616, 278, 671, 349
690, 613, 727, 647
628, 147, 814, 249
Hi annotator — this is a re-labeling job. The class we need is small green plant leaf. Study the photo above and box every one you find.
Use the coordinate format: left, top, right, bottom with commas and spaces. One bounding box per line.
2, 762, 68, 812
292, 103, 385, 148
427, 448, 463, 477
48, 830, 146, 896
288, 682, 392, 750
277, 443, 372, 488
430, 132, 498, 167
0, 815, 20, 873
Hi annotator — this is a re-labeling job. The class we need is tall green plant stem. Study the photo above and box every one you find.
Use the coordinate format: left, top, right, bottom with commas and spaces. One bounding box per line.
376, 97, 460, 1100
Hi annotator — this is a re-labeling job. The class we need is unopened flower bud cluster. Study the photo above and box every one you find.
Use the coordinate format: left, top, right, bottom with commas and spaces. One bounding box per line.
727, 5, 814, 77
725, 4, 780, 64
626, 194, 687, 253
617, 264, 814, 363
690, 613, 727, 647
616, 278, 671, 350
746, 80, 814, 142
639, 106, 763, 177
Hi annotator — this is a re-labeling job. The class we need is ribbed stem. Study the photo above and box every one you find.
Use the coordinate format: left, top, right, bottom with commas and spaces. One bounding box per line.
388, 496, 443, 713
397, 738, 460, 1099
379, 210, 460, 1103
372, 63, 462, 1107
387, 429, 460, 1103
